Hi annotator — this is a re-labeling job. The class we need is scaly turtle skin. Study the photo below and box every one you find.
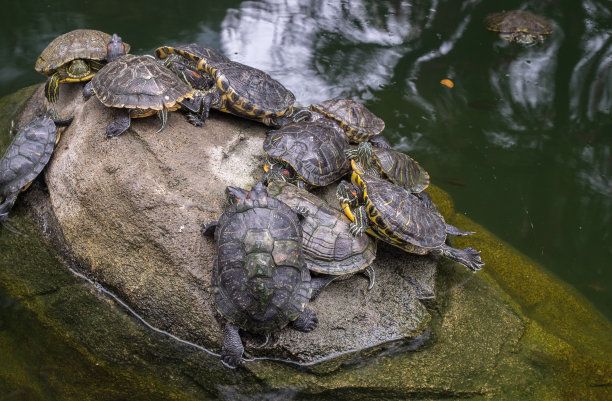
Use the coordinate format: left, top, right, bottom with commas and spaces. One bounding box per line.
35, 29, 130, 111
263, 120, 351, 189
347, 142, 430, 193
336, 171, 484, 271
484, 10, 553, 44
310, 99, 390, 148
189, 55, 295, 127
83, 34, 196, 137
202, 182, 318, 368
266, 180, 377, 291
0, 114, 72, 224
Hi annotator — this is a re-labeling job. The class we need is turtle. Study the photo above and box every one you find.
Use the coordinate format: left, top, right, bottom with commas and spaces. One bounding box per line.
266, 179, 377, 292
82, 34, 197, 138
201, 182, 318, 368
263, 120, 351, 189
0, 113, 72, 226
336, 170, 484, 271
35, 29, 130, 114
346, 142, 430, 193
309, 98, 391, 148
186, 54, 296, 127
484, 10, 553, 44
154, 44, 231, 125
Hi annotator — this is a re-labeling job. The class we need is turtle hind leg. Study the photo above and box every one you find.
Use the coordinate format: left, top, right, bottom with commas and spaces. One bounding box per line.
435, 244, 484, 271
201, 221, 218, 236
445, 223, 475, 236
156, 108, 169, 134
221, 322, 244, 368
291, 308, 318, 332
106, 109, 131, 138
309, 275, 337, 300
363, 265, 375, 290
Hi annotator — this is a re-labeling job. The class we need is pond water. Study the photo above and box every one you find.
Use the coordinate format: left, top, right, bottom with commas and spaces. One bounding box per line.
0, 0, 611, 398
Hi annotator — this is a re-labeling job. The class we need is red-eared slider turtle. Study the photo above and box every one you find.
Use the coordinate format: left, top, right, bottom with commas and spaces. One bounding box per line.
188, 55, 295, 127
336, 170, 484, 271
266, 180, 377, 291
202, 182, 318, 368
309, 99, 390, 148
82, 34, 196, 137
0, 114, 72, 225
35, 29, 130, 113
347, 142, 430, 193
484, 10, 553, 44
263, 120, 351, 189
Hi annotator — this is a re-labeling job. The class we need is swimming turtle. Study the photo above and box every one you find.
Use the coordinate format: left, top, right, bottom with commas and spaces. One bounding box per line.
0, 114, 72, 225
83, 34, 196, 137
266, 179, 377, 291
35, 29, 130, 114
336, 170, 484, 271
263, 120, 351, 189
201, 182, 318, 368
484, 10, 553, 44
186, 54, 296, 127
347, 142, 430, 193
309, 99, 390, 148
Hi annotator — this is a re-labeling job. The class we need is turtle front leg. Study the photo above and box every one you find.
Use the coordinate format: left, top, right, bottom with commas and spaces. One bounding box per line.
106, 109, 131, 138
291, 308, 318, 332
44, 73, 61, 104
221, 322, 244, 368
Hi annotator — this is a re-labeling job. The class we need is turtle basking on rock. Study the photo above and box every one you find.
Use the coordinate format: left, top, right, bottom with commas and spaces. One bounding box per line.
35, 29, 130, 118
202, 182, 321, 368
0, 113, 72, 227
83, 34, 197, 137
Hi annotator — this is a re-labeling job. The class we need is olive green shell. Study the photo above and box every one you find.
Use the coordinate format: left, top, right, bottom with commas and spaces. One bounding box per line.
199, 59, 295, 123
210, 190, 311, 334
310, 99, 385, 143
352, 172, 447, 254
484, 10, 553, 34
267, 180, 376, 275
351, 143, 430, 193
90, 54, 194, 111
264, 121, 351, 187
0, 116, 59, 198
154, 44, 230, 68
35, 29, 130, 75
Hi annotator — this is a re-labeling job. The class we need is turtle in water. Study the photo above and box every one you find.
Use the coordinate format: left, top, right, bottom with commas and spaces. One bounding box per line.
309, 99, 391, 148
202, 182, 319, 368
266, 179, 377, 292
347, 142, 430, 194
0, 113, 72, 227
484, 10, 553, 45
336, 170, 484, 271
185, 53, 296, 127
154, 44, 231, 125
35, 29, 130, 116
263, 120, 351, 189
83, 34, 197, 137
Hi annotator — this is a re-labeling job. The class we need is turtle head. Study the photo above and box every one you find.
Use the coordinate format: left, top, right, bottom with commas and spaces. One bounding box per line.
246, 182, 268, 201
107, 34, 126, 62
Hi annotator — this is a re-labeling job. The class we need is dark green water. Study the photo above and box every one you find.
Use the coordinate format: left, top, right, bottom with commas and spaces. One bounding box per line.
0, 0, 610, 398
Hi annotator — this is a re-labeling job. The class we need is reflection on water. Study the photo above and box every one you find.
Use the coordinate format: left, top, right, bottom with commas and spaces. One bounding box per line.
220, 0, 426, 104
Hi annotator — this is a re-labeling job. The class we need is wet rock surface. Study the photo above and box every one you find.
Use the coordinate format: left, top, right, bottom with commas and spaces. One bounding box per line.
15, 83, 435, 366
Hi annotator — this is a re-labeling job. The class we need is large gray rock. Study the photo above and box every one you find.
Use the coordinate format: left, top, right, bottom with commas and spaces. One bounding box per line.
17, 82, 435, 368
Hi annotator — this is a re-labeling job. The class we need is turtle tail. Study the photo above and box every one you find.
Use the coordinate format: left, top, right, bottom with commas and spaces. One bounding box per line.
436, 244, 484, 271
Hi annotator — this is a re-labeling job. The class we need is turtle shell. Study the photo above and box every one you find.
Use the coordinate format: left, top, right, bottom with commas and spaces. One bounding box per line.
484, 10, 553, 35
90, 54, 194, 111
264, 121, 351, 187
267, 180, 376, 275
0, 116, 59, 199
353, 172, 447, 254
352, 143, 430, 193
211, 188, 312, 334
202, 60, 295, 122
310, 99, 385, 143
35, 29, 130, 75
154, 44, 230, 68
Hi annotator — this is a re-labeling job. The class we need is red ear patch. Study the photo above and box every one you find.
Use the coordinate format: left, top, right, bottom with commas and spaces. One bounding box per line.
246, 190, 252, 199
282, 170, 290, 176
121, 43, 126, 52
